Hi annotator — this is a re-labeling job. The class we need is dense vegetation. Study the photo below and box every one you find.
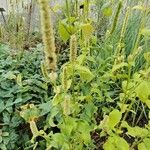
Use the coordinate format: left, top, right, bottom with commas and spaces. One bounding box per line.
0, 0, 150, 149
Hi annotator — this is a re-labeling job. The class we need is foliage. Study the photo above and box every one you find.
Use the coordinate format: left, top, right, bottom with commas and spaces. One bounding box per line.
0, 44, 52, 149
0, 0, 150, 150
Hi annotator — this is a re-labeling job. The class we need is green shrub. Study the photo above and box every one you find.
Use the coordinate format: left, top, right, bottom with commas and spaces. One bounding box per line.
0, 44, 52, 149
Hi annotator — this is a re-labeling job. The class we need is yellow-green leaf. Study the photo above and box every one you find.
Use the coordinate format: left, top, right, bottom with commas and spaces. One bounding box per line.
81, 23, 94, 39
108, 109, 122, 129
103, 135, 129, 150
58, 22, 70, 42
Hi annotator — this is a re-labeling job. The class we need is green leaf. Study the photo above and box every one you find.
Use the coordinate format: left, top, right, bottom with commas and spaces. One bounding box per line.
58, 18, 77, 42
81, 102, 97, 122
0, 101, 5, 113
77, 54, 86, 65
141, 28, 150, 37
144, 52, 150, 64
51, 133, 65, 149
75, 64, 94, 82
0, 136, 2, 143
47, 107, 59, 127
117, 102, 129, 113
20, 106, 40, 122
3, 112, 10, 124
61, 143, 70, 150
143, 138, 150, 149
102, 3, 113, 17
6, 98, 22, 107
38, 101, 52, 116
108, 109, 122, 129
2, 132, 9, 137
135, 81, 150, 108
138, 138, 150, 150
0, 143, 7, 150
103, 135, 129, 150
4, 71, 16, 80
112, 62, 128, 72
103, 7, 112, 16
77, 121, 92, 145
121, 121, 148, 137
138, 142, 147, 150
58, 22, 70, 42
60, 116, 77, 136
122, 80, 135, 92
81, 23, 94, 39
52, 94, 64, 106
128, 126, 148, 137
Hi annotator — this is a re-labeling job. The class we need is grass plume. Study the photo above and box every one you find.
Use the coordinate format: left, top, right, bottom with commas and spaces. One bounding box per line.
38, 0, 57, 72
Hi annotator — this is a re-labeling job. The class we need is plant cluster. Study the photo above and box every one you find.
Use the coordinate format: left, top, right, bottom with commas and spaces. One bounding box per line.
0, 44, 54, 149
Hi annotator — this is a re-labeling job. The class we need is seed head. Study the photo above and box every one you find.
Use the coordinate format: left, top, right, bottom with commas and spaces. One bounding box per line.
70, 34, 77, 63
38, 0, 57, 72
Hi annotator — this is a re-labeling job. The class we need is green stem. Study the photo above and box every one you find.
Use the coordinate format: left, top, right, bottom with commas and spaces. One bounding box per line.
75, 0, 79, 17
110, 0, 122, 35
135, 109, 143, 125
120, 64, 132, 113
65, 0, 71, 24
132, 101, 140, 126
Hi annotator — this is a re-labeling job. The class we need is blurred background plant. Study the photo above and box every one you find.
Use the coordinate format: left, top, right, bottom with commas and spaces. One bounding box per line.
0, 0, 150, 149
0, 0, 41, 51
